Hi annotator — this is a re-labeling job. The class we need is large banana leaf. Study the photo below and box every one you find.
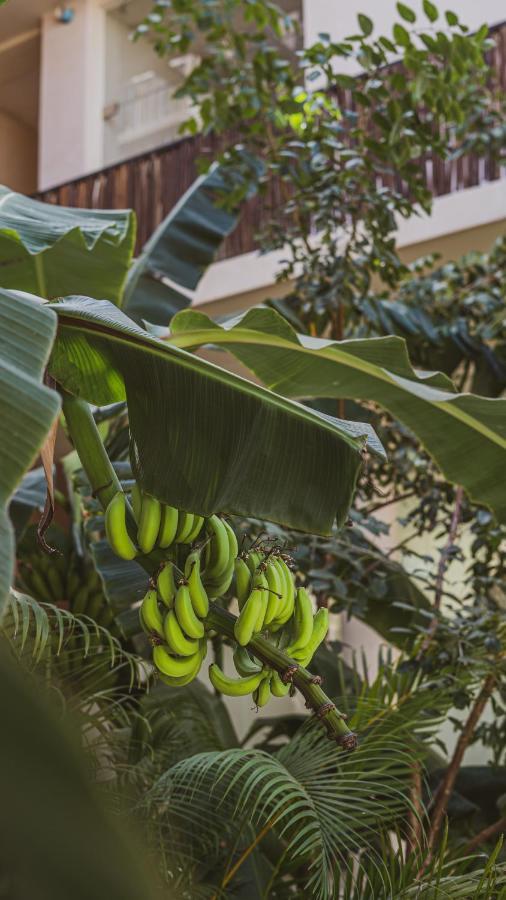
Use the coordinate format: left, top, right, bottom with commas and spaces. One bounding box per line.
47, 295, 383, 533
0, 290, 60, 609
122, 158, 260, 325
0, 186, 135, 303
168, 306, 506, 522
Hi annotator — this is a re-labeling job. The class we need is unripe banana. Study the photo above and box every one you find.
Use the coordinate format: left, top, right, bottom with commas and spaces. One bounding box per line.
158, 665, 201, 688
233, 646, 262, 678
105, 492, 138, 560
137, 493, 162, 554
175, 583, 205, 639
252, 572, 269, 633
246, 551, 264, 575
253, 673, 272, 708
86, 592, 104, 621
157, 562, 177, 607
164, 609, 200, 656
96, 604, 114, 628
46, 565, 65, 601
208, 663, 265, 696
204, 516, 230, 580
28, 568, 54, 603
184, 515, 204, 544
206, 559, 235, 599
264, 560, 283, 626
72, 584, 90, 615
139, 588, 164, 639
234, 588, 263, 646
158, 505, 178, 548
174, 512, 195, 544
285, 587, 313, 654
222, 519, 239, 562
292, 607, 329, 663
153, 644, 201, 678
131, 483, 142, 523
272, 559, 295, 626
184, 553, 209, 617
271, 671, 290, 697
234, 558, 251, 608
66, 570, 80, 598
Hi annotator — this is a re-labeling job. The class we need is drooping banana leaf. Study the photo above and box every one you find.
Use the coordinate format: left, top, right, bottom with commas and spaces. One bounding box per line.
0, 186, 135, 303
168, 306, 506, 522
122, 156, 261, 325
0, 290, 60, 609
46, 295, 384, 534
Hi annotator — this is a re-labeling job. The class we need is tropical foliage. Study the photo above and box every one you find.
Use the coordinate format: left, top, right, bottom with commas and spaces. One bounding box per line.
1, 2, 506, 897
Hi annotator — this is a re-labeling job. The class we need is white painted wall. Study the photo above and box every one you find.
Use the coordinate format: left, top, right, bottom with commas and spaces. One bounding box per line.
38, 0, 105, 190
303, 0, 506, 60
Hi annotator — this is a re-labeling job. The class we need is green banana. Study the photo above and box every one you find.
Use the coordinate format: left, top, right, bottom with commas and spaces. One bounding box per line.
292, 607, 329, 663
86, 592, 104, 621
96, 604, 114, 628
271, 670, 290, 697
206, 558, 235, 599
234, 558, 251, 607
72, 584, 90, 615
46, 565, 65, 601
222, 519, 239, 562
204, 516, 230, 579
285, 587, 313, 654
164, 610, 200, 656
157, 562, 177, 607
264, 560, 283, 626
184, 515, 204, 544
153, 644, 201, 678
28, 568, 54, 603
158, 664, 201, 688
184, 553, 209, 617
272, 558, 295, 625
174, 511, 195, 544
253, 673, 272, 707
105, 492, 138, 560
139, 588, 164, 639
158, 504, 179, 548
175, 583, 205, 639
246, 551, 264, 575
233, 646, 262, 678
252, 572, 269, 633
137, 492, 162, 554
234, 587, 263, 646
209, 663, 265, 696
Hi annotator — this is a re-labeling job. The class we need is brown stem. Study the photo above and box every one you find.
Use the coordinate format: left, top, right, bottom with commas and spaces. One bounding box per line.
406, 760, 423, 853
417, 485, 464, 658
418, 672, 496, 875
463, 815, 506, 855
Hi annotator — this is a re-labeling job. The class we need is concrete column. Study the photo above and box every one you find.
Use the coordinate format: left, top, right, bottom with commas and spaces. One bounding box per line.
38, 0, 105, 190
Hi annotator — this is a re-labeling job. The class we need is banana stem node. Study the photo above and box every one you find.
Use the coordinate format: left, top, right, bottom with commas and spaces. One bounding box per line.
281, 665, 299, 684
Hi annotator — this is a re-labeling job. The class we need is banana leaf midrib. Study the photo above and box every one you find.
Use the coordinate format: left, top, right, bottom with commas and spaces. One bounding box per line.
167, 327, 506, 452
53, 312, 376, 456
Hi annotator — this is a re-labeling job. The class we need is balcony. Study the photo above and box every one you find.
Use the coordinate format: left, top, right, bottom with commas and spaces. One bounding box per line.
36, 20, 506, 259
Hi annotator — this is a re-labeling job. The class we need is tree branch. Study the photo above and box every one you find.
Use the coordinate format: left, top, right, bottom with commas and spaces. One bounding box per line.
418, 672, 496, 875
62, 392, 357, 750
463, 815, 506, 855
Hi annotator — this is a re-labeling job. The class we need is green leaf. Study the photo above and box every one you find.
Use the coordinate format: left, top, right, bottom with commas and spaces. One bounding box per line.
169, 306, 506, 523
445, 10, 459, 27
47, 296, 383, 533
123, 157, 261, 326
0, 645, 158, 900
396, 3, 416, 23
0, 290, 60, 609
393, 23, 411, 46
357, 13, 373, 36
0, 186, 135, 302
422, 0, 438, 21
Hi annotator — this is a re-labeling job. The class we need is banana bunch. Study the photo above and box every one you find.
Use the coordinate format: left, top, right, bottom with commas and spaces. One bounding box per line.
139, 554, 211, 686
233, 549, 296, 643
105, 487, 205, 560
17, 551, 117, 633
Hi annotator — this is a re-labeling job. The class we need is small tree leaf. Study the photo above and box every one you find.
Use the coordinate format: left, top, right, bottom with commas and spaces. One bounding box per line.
393, 23, 411, 46
358, 13, 373, 36
445, 10, 459, 26
396, 3, 416, 23
423, 0, 439, 21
